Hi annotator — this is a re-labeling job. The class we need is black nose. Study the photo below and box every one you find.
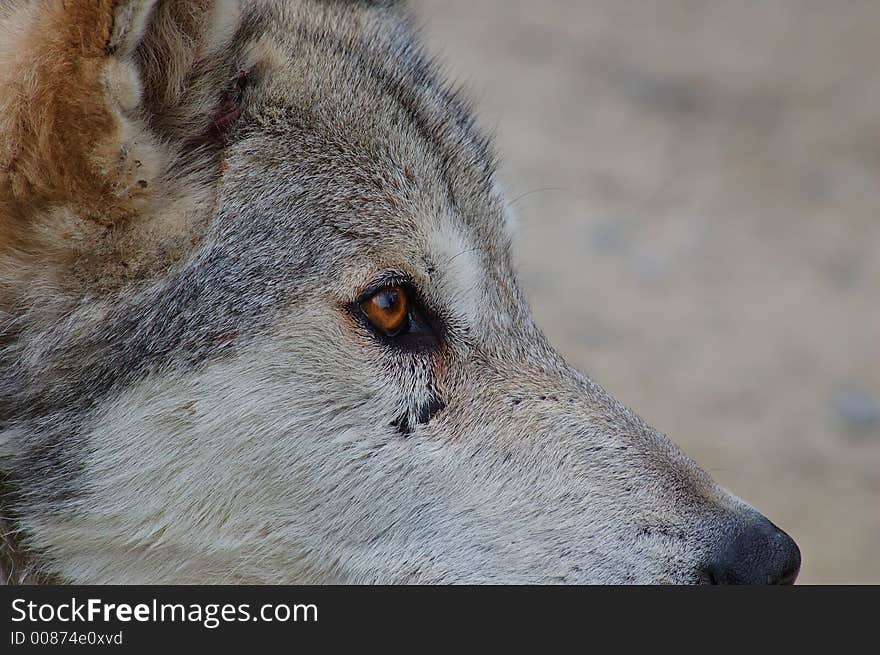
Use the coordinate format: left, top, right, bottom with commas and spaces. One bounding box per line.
704, 514, 801, 585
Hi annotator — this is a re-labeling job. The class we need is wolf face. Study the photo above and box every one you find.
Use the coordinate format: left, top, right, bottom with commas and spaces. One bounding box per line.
0, 0, 799, 583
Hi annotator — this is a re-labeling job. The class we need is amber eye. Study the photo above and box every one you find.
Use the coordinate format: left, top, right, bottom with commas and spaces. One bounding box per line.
361, 286, 409, 335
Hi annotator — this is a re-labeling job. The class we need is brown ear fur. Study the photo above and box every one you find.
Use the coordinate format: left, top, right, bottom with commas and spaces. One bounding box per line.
0, 0, 244, 310
0, 0, 160, 230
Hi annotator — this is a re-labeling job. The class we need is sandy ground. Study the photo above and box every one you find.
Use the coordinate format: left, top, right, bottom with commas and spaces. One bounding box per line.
420, 0, 879, 583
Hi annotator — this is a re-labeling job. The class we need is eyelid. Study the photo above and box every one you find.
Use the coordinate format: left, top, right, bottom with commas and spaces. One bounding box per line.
354, 271, 412, 304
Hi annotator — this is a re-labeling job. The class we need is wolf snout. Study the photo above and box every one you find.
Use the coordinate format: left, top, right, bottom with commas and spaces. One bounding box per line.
702, 513, 801, 585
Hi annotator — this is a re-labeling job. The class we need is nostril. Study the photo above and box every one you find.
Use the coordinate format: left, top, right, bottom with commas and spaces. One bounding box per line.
704, 514, 801, 585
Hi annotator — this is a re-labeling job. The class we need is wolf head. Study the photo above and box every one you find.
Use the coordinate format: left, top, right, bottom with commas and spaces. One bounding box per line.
0, 0, 799, 583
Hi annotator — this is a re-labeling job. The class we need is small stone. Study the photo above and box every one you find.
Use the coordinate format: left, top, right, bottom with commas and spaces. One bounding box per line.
832, 387, 880, 434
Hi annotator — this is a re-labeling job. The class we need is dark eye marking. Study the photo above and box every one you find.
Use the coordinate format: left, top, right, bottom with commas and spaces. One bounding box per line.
352, 274, 446, 437
416, 396, 446, 425
391, 395, 447, 437
391, 412, 411, 437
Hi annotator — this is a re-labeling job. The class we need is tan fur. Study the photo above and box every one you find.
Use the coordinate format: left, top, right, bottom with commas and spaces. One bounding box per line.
0, 0, 240, 309
0, 0, 154, 226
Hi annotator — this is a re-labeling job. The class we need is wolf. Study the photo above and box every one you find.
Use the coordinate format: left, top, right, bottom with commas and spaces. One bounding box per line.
0, 0, 800, 584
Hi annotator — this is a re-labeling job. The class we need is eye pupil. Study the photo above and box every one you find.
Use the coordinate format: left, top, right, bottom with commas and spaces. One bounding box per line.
376, 289, 399, 312
361, 285, 409, 334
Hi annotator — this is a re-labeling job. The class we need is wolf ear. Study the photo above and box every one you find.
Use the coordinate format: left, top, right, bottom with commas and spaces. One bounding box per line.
0, 0, 240, 231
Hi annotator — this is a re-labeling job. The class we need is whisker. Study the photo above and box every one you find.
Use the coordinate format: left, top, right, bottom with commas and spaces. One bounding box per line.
443, 246, 483, 266
506, 186, 569, 208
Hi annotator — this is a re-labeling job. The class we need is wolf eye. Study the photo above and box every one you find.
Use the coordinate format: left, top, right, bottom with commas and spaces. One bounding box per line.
353, 281, 441, 351
361, 286, 409, 335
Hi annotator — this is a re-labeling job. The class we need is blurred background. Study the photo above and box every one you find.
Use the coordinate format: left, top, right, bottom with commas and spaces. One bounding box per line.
421, 0, 879, 584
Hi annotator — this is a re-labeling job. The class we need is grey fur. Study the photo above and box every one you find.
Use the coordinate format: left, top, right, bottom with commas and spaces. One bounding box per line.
0, 0, 797, 583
